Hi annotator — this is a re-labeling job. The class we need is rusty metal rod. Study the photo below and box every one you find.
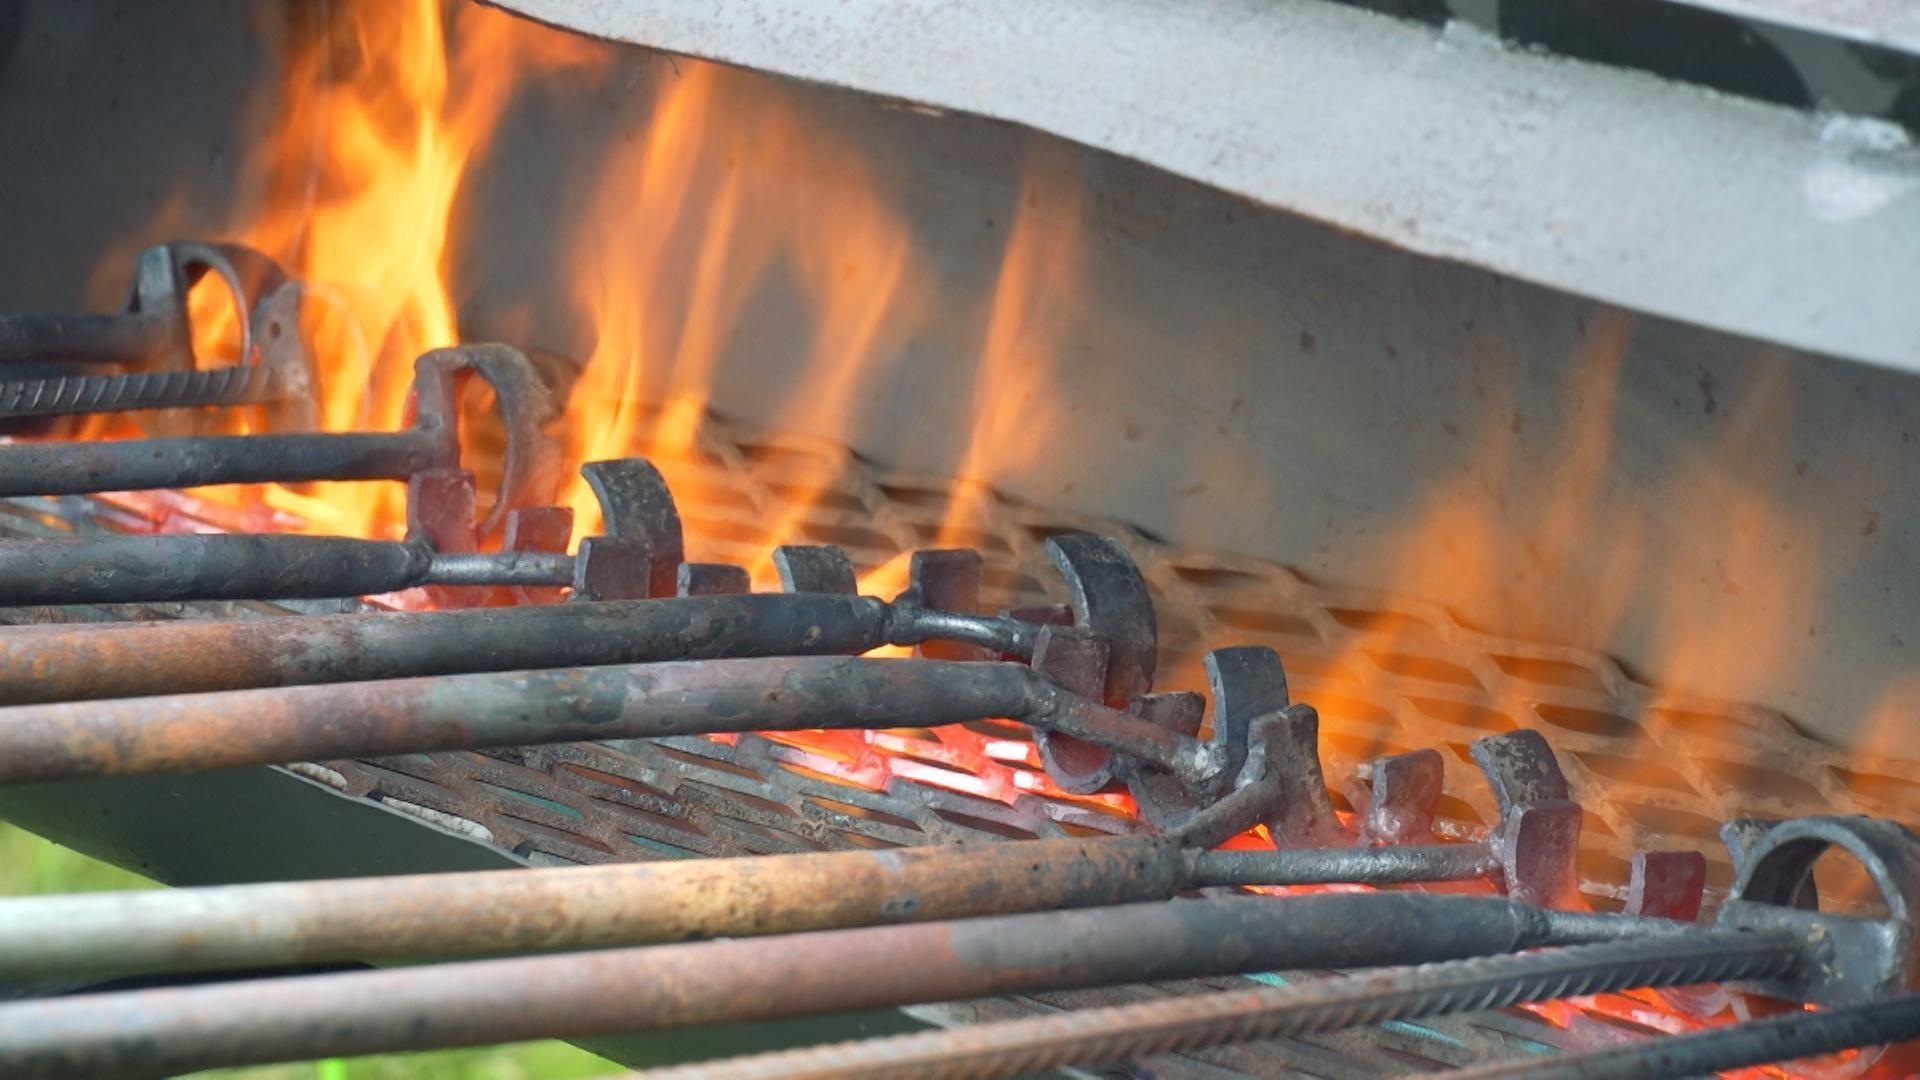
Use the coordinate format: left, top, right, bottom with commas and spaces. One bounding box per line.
0, 345, 551, 540
0, 311, 170, 366
1190, 843, 1500, 886
0, 809, 1539, 981
0, 594, 1037, 705
0, 656, 1218, 788
0, 836, 1183, 980
0, 893, 1622, 1078
0, 537, 572, 605
0, 427, 444, 498
0, 534, 582, 605
643, 930, 1803, 1080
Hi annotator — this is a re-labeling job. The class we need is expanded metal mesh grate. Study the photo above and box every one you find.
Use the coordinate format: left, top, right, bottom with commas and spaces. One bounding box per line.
4, 406, 1913, 1074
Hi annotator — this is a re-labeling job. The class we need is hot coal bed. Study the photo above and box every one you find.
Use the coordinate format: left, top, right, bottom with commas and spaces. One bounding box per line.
3, 1, 1920, 1077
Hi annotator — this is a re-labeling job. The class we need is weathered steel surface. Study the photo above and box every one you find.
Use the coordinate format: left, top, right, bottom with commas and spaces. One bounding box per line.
0, 535, 592, 605
0, 429, 443, 497
0, 243, 320, 426
0, 593, 1038, 704
0, 834, 1184, 980
0, 344, 555, 538
1188, 843, 1498, 888
0, 893, 1577, 1077
0, 656, 1211, 787
0, 361, 284, 419
0, 534, 434, 605
0, 553, 1113, 699
645, 931, 1804, 1080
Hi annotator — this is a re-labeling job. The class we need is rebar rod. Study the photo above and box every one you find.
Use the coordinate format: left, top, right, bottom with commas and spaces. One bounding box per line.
0, 594, 1033, 705
0, 656, 1213, 787
0, 817, 1585, 981
0, 362, 285, 419
640, 930, 1802, 1080
0, 893, 1617, 1079
1448, 993, 1920, 1079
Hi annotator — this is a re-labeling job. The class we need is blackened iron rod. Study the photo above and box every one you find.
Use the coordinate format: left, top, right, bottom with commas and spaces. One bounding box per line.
1449, 993, 1920, 1079
0, 894, 1608, 1079
0, 656, 1213, 786
0, 595, 1040, 705
0, 312, 168, 366
643, 930, 1803, 1080
0, 427, 443, 498
0, 595, 899, 704
0, 822, 1566, 981
0, 534, 575, 605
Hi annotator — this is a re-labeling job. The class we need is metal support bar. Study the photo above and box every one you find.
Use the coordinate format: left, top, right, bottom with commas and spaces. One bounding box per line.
643, 931, 1804, 1080
0, 656, 1220, 790
0, 893, 1612, 1078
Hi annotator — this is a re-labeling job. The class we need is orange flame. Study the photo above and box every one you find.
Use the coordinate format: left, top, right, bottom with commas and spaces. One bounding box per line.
165, 0, 605, 536
551, 59, 930, 595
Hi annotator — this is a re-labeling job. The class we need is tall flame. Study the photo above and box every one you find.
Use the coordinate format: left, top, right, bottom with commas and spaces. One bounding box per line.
181, 0, 604, 536
555, 60, 929, 593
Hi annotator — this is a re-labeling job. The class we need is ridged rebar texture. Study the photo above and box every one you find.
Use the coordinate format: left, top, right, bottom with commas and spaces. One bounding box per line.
643, 930, 1801, 1079
0, 364, 280, 419
1450, 993, 1920, 1078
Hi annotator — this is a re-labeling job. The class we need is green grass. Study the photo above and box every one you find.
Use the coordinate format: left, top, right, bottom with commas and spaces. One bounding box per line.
0, 822, 615, 1080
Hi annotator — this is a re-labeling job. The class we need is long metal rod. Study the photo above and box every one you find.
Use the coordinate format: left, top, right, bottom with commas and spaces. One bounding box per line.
0, 656, 1214, 787
0, 594, 898, 704
1448, 993, 1920, 1079
639, 930, 1803, 1080
0, 818, 1564, 981
1190, 843, 1499, 886
0, 534, 583, 605
0, 362, 285, 419
0, 312, 167, 366
0, 893, 1618, 1078
0, 428, 442, 498
0, 836, 1179, 980
0, 593, 1046, 705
